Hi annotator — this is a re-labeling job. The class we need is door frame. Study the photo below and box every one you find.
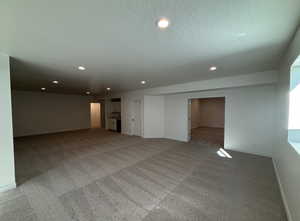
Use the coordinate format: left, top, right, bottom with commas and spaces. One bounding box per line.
187, 96, 226, 146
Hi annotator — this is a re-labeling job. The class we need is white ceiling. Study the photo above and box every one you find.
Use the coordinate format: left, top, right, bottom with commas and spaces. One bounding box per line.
1, 0, 300, 95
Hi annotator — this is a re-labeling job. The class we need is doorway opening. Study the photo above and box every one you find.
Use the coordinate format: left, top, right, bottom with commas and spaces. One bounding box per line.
188, 97, 225, 147
108, 98, 122, 133
90, 103, 101, 128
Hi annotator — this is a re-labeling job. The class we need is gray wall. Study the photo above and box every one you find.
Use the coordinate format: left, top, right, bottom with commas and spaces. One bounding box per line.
0, 54, 15, 191
12, 90, 92, 137
274, 27, 300, 221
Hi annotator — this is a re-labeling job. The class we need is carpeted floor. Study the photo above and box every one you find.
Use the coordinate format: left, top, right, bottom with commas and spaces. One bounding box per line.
192, 127, 224, 146
0, 129, 286, 221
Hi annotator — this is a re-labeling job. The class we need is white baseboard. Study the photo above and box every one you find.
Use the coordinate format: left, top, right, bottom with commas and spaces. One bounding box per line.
0, 182, 16, 193
273, 159, 293, 221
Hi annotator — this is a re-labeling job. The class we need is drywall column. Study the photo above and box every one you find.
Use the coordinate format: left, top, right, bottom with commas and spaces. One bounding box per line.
143, 96, 164, 138
0, 54, 16, 192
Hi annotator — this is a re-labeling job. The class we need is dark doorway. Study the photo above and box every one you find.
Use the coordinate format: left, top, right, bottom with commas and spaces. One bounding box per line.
190, 97, 225, 146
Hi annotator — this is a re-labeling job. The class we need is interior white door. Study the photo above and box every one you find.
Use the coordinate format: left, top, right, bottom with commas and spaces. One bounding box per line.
90, 103, 101, 128
131, 100, 141, 136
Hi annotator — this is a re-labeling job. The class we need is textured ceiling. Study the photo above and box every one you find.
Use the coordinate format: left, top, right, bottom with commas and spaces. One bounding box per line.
1, 0, 300, 95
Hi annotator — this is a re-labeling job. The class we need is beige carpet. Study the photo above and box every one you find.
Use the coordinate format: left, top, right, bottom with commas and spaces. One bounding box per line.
191, 127, 224, 146
0, 129, 286, 221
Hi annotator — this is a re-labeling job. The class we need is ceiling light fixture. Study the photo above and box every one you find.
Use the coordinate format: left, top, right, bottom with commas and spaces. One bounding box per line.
52, 80, 59, 84
41, 87, 46, 91
141, 80, 146, 84
157, 18, 170, 29
106, 87, 111, 91
209, 66, 217, 71
78, 66, 86, 70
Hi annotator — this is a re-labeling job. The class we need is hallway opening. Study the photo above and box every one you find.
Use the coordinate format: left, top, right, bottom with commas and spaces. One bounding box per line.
90, 103, 101, 128
189, 97, 225, 146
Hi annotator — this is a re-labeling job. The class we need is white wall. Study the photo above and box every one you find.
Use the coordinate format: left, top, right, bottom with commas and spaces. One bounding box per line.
191, 98, 225, 128
110, 71, 278, 158
199, 98, 225, 128
165, 85, 276, 157
112, 71, 277, 136
144, 96, 164, 138
127, 70, 278, 95
274, 27, 300, 221
114, 71, 277, 157
118, 93, 144, 136
109, 94, 164, 138
12, 90, 92, 137
0, 54, 16, 192
191, 99, 201, 129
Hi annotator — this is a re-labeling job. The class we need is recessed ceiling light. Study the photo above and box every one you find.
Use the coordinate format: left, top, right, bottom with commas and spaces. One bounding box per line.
78, 66, 86, 70
141, 80, 146, 84
209, 66, 217, 71
41, 87, 46, 91
52, 80, 59, 84
86, 91, 90, 95
106, 87, 111, 91
157, 18, 170, 29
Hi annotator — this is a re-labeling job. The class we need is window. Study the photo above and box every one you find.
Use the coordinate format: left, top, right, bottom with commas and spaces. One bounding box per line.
288, 55, 300, 153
